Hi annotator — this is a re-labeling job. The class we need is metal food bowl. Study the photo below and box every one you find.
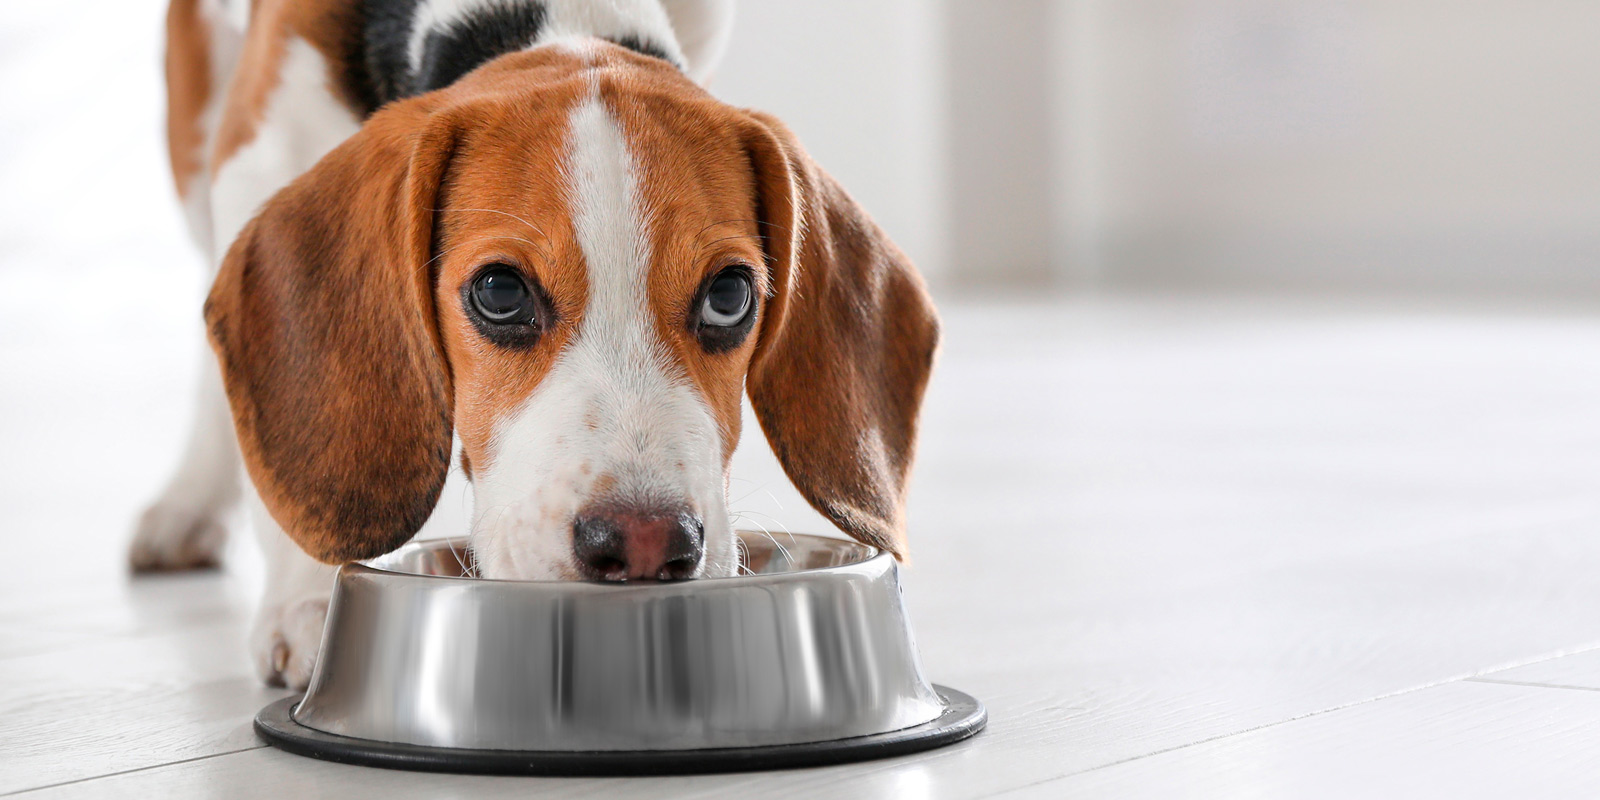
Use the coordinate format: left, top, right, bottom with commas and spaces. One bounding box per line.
255, 531, 985, 774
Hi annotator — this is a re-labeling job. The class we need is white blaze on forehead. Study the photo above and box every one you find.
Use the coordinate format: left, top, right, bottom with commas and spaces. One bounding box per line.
560, 95, 722, 508
568, 97, 649, 340
467, 94, 737, 579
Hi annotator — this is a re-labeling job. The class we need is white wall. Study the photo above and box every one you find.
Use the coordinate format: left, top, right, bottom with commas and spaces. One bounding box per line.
13, 0, 1590, 305
1053, 0, 1600, 295
944, 0, 1056, 287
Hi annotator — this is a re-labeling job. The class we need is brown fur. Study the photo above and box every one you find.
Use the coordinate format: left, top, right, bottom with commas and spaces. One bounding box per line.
202, 41, 938, 563
205, 88, 461, 564
164, 0, 211, 197
429, 54, 594, 477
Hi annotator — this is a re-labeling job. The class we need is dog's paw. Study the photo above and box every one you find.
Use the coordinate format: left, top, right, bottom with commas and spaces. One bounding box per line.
128, 502, 229, 572
251, 594, 331, 690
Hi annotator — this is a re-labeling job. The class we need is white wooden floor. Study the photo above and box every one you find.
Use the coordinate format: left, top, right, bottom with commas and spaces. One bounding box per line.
6, 287, 1600, 798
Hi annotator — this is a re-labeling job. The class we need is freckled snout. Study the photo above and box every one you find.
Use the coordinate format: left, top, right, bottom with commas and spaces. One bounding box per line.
572, 507, 705, 582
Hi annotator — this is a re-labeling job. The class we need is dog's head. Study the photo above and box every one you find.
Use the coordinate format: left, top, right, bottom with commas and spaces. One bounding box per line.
205, 44, 938, 580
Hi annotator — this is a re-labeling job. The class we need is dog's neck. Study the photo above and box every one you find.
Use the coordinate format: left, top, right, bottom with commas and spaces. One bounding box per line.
362, 0, 685, 107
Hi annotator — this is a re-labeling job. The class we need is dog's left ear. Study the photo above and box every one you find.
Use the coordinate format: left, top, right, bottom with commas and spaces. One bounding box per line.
741, 111, 940, 560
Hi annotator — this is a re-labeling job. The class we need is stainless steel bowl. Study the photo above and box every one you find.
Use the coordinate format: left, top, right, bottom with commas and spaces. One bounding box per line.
255, 532, 984, 774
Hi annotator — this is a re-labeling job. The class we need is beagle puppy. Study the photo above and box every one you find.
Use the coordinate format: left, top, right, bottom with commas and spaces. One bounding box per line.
129, 0, 938, 689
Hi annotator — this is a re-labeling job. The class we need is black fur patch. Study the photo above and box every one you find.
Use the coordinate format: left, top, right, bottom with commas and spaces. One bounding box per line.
360, 0, 684, 110
363, 0, 428, 107
363, 0, 548, 106
415, 3, 548, 96
605, 34, 678, 67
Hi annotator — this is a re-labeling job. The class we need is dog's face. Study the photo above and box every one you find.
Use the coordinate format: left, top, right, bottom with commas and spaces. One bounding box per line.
205, 45, 939, 580
435, 63, 771, 580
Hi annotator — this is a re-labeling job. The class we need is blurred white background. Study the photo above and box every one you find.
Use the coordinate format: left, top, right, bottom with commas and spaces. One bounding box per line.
7, 0, 1599, 314
717, 0, 1600, 295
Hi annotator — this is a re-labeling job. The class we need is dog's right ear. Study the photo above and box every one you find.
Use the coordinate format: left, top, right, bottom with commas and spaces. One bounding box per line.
204, 100, 461, 564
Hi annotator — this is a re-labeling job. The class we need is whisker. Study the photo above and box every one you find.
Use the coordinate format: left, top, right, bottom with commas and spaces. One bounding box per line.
732, 535, 753, 575
727, 480, 770, 506
414, 234, 552, 283
732, 507, 788, 529
418, 236, 490, 272
697, 233, 770, 251
437, 206, 552, 240
734, 514, 794, 567
694, 218, 791, 237
427, 207, 556, 273
728, 481, 786, 511
446, 537, 474, 579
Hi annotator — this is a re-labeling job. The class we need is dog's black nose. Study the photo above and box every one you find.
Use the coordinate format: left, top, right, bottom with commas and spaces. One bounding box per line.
572, 508, 705, 582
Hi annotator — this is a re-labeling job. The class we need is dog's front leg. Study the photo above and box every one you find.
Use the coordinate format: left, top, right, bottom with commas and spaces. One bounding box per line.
248, 489, 338, 689
129, 349, 242, 570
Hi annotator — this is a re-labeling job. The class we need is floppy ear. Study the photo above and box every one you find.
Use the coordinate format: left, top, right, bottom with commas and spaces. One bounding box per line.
204, 101, 458, 564
741, 111, 940, 560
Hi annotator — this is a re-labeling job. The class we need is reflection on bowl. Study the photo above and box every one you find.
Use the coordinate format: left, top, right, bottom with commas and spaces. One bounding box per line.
288, 531, 951, 753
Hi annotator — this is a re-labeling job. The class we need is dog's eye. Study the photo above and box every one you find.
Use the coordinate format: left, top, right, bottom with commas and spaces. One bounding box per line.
699, 271, 752, 327
690, 267, 756, 353
470, 267, 535, 324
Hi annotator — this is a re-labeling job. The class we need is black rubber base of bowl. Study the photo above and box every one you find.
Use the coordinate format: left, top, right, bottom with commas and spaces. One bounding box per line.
254, 685, 984, 776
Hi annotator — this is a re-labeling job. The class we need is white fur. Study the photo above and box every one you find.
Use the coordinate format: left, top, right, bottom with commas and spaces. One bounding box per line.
247, 490, 339, 689
218, 0, 251, 35
469, 94, 737, 580
211, 37, 363, 253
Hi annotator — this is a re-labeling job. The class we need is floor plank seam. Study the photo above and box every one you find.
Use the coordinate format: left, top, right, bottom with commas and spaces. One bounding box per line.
1464, 642, 1600, 681
1463, 677, 1600, 693
1, 745, 269, 797
985, 674, 1504, 797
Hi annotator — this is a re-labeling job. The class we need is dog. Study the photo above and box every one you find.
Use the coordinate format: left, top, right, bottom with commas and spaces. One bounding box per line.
128, 0, 939, 690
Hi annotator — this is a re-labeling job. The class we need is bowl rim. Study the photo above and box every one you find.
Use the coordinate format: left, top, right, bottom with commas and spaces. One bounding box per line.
351, 531, 887, 589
